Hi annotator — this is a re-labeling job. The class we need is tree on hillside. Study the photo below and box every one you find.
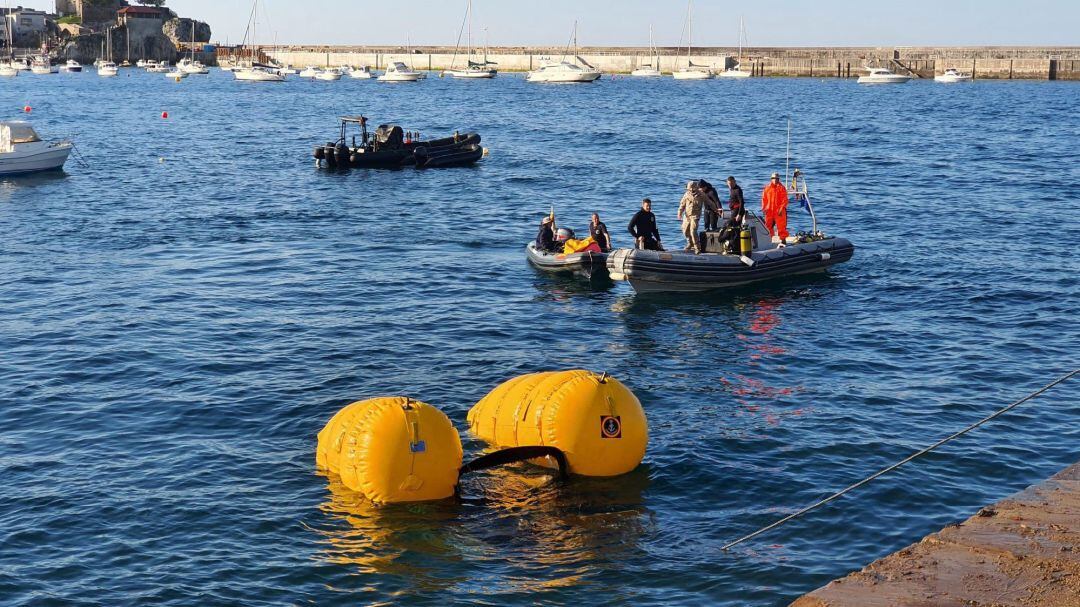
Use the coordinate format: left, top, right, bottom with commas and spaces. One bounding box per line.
134, 0, 167, 6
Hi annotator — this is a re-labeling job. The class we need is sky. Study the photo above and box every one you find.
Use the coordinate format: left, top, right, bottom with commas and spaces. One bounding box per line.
20, 1, 1080, 47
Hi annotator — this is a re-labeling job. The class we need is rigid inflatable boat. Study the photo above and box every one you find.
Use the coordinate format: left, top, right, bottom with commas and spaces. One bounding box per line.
607, 170, 854, 292
314, 116, 482, 169
526, 243, 608, 278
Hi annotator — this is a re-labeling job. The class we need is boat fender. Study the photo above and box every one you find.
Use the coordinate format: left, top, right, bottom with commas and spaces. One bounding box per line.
313, 146, 325, 160
740, 255, 755, 267
467, 370, 648, 477
316, 397, 463, 503
819, 252, 831, 261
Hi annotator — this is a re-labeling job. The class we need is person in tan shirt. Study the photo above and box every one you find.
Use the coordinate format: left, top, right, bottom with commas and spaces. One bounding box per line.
677, 181, 706, 253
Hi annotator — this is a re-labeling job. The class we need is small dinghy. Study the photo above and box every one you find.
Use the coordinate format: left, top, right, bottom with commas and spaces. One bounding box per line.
526, 243, 608, 278
314, 116, 483, 170
607, 170, 854, 293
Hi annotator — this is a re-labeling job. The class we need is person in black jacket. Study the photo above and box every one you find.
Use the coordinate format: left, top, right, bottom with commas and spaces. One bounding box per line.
628, 198, 663, 251
535, 216, 560, 253
699, 179, 723, 231
718, 176, 747, 253
589, 213, 613, 252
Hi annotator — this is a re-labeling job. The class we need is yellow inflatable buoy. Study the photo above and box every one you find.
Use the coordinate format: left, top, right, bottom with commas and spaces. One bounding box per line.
316, 397, 463, 503
467, 370, 647, 477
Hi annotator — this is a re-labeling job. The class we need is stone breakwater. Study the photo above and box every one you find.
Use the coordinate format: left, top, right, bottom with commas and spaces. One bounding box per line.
255, 45, 1080, 80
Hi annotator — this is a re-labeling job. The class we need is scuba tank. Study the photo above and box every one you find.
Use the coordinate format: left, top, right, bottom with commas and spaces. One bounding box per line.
739, 225, 753, 257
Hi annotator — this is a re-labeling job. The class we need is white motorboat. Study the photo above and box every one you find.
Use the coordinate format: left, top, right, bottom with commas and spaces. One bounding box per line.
935, 68, 972, 83
299, 66, 321, 78
177, 58, 209, 74
444, 1, 498, 79
0, 64, 16, 77
30, 56, 56, 74
348, 66, 374, 79
11, 58, 30, 71
857, 67, 911, 84
98, 61, 119, 77
527, 59, 601, 82
164, 68, 189, 79
631, 25, 662, 77
673, 2, 713, 79
718, 17, 751, 78
234, 66, 285, 82
60, 60, 82, 73
528, 22, 601, 83
378, 61, 423, 82
0, 121, 72, 176
136, 59, 148, 68
146, 62, 171, 73
277, 65, 299, 75
315, 68, 342, 81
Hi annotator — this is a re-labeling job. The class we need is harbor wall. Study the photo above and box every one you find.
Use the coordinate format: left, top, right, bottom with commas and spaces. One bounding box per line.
259, 46, 1080, 80
790, 461, 1080, 606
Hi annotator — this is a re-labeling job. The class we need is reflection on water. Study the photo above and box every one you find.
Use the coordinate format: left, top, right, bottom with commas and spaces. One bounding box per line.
315, 463, 653, 602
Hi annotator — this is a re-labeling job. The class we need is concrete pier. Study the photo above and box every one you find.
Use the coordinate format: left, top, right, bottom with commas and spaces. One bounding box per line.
249, 45, 1080, 80
790, 462, 1080, 606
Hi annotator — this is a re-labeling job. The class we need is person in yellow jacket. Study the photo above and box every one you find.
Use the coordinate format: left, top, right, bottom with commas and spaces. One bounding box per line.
677, 181, 706, 253
761, 172, 790, 244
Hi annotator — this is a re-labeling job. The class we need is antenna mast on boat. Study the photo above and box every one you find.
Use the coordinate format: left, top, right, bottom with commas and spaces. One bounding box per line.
785, 118, 791, 184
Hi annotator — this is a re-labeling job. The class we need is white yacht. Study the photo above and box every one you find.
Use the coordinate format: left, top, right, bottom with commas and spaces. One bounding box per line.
177, 58, 209, 74
673, 2, 713, 80
630, 25, 662, 77
0, 121, 72, 176
97, 61, 119, 77
444, 1, 497, 78
0, 64, 16, 77
718, 17, 751, 78
234, 66, 285, 82
299, 66, 321, 78
348, 66, 374, 79
378, 61, 422, 82
60, 60, 82, 73
164, 68, 189, 79
935, 68, 972, 83
857, 67, 911, 84
527, 59, 601, 82
30, 56, 56, 74
315, 68, 342, 81
146, 62, 171, 73
277, 65, 299, 75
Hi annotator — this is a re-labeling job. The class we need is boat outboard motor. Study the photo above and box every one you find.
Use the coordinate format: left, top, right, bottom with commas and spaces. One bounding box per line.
335, 143, 350, 166
313, 146, 325, 160
323, 143, 337, 167
556, 228, 575, 242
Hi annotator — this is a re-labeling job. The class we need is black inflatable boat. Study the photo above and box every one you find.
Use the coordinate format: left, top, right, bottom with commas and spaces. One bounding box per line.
314, 116, 483, 170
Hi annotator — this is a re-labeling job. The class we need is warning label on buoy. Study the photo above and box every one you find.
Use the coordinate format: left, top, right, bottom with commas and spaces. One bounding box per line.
600, 416, 622, 439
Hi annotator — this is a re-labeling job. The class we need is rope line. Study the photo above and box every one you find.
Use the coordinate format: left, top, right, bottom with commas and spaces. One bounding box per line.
721, 368, 1079, 551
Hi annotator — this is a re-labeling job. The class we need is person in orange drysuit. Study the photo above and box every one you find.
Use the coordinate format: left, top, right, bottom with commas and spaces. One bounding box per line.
761, 172, 790, 244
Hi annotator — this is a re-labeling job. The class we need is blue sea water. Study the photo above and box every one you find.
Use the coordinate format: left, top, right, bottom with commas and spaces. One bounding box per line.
0, 70, 1078, 606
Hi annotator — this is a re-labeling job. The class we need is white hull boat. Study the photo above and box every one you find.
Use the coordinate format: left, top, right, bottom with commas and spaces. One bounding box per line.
98, 61, 119, 77
177, 59, 209, 74
0, 122, 72, 176
0, 65, 17, 77
165, 69, 188, 79
446, 65, 497, 78
348, 66, 374, 79
378, 62, 422, 82
234, 67, 285, 82
299, 67, 321, 78
673, 68, 713, 80
278, 66, 299, 75
857, 67, 911, 84
60, 60, 82, 73
315, 69, 342, 81
718, 67, 751, 78
31, 64, 56, 75
527, 60, 601, 83
630, 67, 662, 77
935, 68, 972, 83
673, 2, 712, 80
146, 63, 171, 73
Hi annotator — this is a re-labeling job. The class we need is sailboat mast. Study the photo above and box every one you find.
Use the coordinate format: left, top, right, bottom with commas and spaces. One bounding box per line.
467, 0, 472, 60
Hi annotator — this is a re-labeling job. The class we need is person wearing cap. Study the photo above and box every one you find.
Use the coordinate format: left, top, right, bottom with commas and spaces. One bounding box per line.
761, 172, 790, 244
677, 181, 706, 253
628, 198, 663, 251
699, 179, 723, 231
535, 215, 560, 253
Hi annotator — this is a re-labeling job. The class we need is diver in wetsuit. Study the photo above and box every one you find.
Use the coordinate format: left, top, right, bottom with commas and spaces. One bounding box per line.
628, 198, 663, 251
718, 176, 748, 253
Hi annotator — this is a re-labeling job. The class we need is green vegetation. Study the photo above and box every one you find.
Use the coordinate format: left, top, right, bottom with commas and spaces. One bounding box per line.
57, 15, 82, 25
